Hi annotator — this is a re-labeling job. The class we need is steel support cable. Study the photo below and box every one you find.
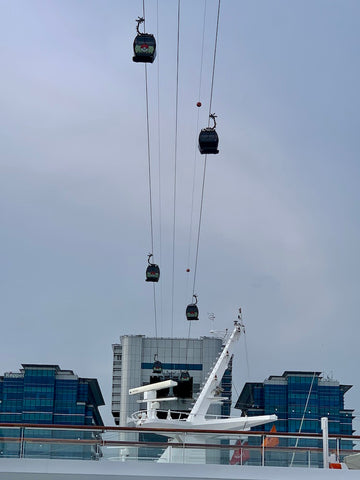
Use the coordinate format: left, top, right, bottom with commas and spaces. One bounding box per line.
143, 0, 158, 351
145, 65, 154, 255
170, 0, 181, 342
290, 372, 316, 467
142, 0, 154, 253
192, 0, 221, 295
152, 283, 158, 339
186, 0, 207, 302
145, 65, 159, 350
186, 115, 200, 301
192, 155, 207, 294
185, 320, 192, 367
156, 0, 164, 338
230, 324, 250, 405
243, 328, 251, 380
198, 0, 208, 104
231, 311, 248, 407
184, 2, 207, 370
208, 0, 221, 119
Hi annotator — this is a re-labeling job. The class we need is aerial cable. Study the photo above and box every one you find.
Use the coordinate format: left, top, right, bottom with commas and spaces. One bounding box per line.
184, 4, 207, 377
185, 320, 192, 368
145, 68, 158, 346
170, 0, 181, 340
156, 0, 164, 337
144, 65, 154, 255
231, 382, 239, 407
141, 0, 159, 349
192, 0, 221, 296
197, 0, 208, 103
192, 160, 206, 295
141, 0, 154, 254
237, 307, 250, 380
152, 283, 158, 353
168, 0, 181, 375
208, 0, 221, 118
186, 0, 207, 302
243, 324, 251, 380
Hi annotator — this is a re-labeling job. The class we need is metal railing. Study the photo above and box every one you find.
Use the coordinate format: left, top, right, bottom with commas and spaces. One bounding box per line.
0, 423, 358, 468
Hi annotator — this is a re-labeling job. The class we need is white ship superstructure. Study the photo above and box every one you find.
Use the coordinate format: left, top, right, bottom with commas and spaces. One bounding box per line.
129, 321, 277, 430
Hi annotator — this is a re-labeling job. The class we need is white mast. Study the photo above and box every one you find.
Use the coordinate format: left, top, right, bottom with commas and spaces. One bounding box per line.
187, 319, 242, 422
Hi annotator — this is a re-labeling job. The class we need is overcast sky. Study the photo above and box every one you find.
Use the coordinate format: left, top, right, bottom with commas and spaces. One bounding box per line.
1, 0, 359, 428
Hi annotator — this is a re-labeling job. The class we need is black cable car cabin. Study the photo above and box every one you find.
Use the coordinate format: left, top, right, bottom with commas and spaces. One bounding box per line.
198, 128, 219, 154
173, 373, 193, 398
133, 34, 156, 63
146, 254, 160, 282
146, 263, 160, 282
198, 113, 219, 154
180, 371, 190, 382
133, 17, 156, 63
186, 303, 199, 321
152, 358, 162, 374
152, 361, 162, 374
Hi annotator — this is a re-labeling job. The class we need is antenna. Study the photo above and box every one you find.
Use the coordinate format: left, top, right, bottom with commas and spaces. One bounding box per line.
237, 307, 245, 331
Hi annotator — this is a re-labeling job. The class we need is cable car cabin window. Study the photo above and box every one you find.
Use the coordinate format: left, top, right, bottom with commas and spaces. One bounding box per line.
186, 304, 199, 320
146, 264, 160, 282
133, 34, 156, 63
198, 129, 219, 154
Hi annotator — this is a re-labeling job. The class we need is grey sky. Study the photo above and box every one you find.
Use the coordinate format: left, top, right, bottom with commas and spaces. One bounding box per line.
1, 0, 359, 427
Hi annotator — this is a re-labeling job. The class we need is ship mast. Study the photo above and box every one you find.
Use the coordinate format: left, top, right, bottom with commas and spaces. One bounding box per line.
129, 311, 277, 432
187, 318, 243, 422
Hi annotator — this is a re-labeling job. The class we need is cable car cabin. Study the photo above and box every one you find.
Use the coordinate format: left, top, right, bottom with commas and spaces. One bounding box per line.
186, 303, 199, 321
152, 360, 162, 374
173, 373, 193, 399
133, 34, 156, 63
150, 375, 169, 398
198, 128, 219, 154
180, 371, 190, 382
146, 263, 160, 282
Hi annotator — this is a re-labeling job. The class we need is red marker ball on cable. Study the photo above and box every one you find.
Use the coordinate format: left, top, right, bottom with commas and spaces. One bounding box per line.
186, 268, 190, 272
196, 102, 202, 107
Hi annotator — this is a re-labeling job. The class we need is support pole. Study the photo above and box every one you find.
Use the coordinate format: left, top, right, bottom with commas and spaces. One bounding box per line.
321, 417, 329, 469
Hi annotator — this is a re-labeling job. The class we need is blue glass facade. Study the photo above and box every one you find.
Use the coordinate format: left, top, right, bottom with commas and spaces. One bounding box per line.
235, 371, 354, 466
0, 364, 104, 459
0, 365, 104, 426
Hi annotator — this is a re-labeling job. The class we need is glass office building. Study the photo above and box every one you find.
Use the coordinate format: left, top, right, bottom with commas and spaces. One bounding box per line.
235, 371, 354, 467
0, 364, 104, 459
